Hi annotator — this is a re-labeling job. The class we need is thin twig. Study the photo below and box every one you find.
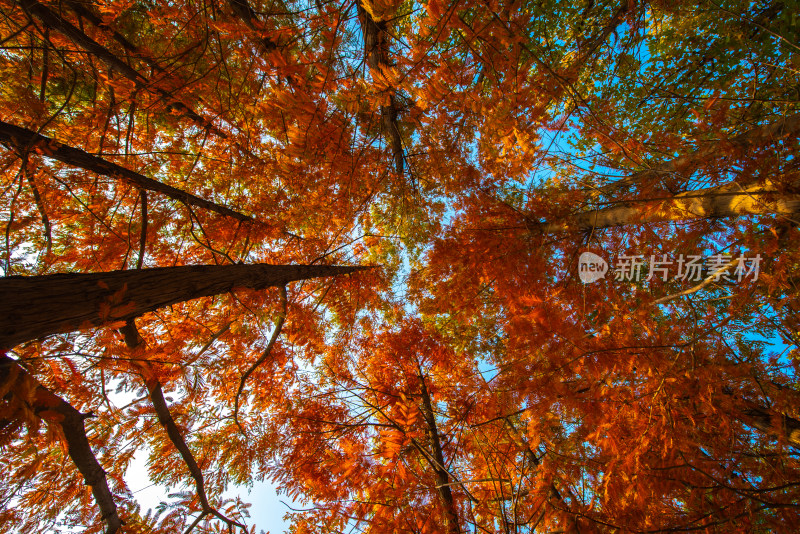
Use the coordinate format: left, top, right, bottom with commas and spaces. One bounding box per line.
652, 258, 740, 305
234, 285, 288, 435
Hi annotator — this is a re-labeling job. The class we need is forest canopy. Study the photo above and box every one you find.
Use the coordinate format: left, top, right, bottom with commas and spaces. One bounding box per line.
1, 0, 800, 532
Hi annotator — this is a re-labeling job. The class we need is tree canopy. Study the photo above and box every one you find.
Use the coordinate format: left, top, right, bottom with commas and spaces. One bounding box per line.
1, 0, 800, 532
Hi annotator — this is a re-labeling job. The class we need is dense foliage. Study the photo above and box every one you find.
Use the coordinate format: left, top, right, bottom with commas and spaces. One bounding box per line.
1, 0, 800, 532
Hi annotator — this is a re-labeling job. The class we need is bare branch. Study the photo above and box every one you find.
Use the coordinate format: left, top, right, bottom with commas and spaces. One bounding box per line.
0, 120, 251, 221
234, 284, 288, 435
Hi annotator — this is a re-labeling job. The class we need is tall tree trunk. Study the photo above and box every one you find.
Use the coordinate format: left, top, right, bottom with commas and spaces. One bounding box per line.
0, 263, 368, 349
0, 355, 123, 534
419, 373, 461, 534
0, 120, 250, 220
531, 180, 800, 233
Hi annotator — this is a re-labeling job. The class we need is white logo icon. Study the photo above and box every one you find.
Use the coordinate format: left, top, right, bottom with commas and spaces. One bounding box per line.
578, 252, 608, 283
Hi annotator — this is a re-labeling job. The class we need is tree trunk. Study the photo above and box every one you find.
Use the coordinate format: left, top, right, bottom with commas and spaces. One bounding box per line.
356, 1, 404, 175
419, 374, 461, 534
15, 0, 143, 82
531, 181, 800, 233
0, 120, 250, 220
0, 355, 123, 534
63, 0, 171, 75
0, 263, 368, 350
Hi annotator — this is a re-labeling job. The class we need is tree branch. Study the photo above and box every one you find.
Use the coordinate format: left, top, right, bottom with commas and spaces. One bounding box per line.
234, 284, 287, 435
0, 120, 251, 221
15, 0, 226, 137
121, 322, 246, 532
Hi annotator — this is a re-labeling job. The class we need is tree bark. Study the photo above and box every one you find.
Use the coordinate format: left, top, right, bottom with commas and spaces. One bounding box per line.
0, 355, 123, 534
356, 1, 404, 175
0, 263, 368, 350
0, 120, 250, 221
531, 181, 800, 233
419, 374, 461, 534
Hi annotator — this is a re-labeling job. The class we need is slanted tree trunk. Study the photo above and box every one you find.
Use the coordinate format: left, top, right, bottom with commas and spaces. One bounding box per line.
0, 263, 368, 349
15, 0, 143, 82
531, 180, 800, 233
63, 0, 164, 74
0, 355, 123, 534
0, 120, 250, 221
